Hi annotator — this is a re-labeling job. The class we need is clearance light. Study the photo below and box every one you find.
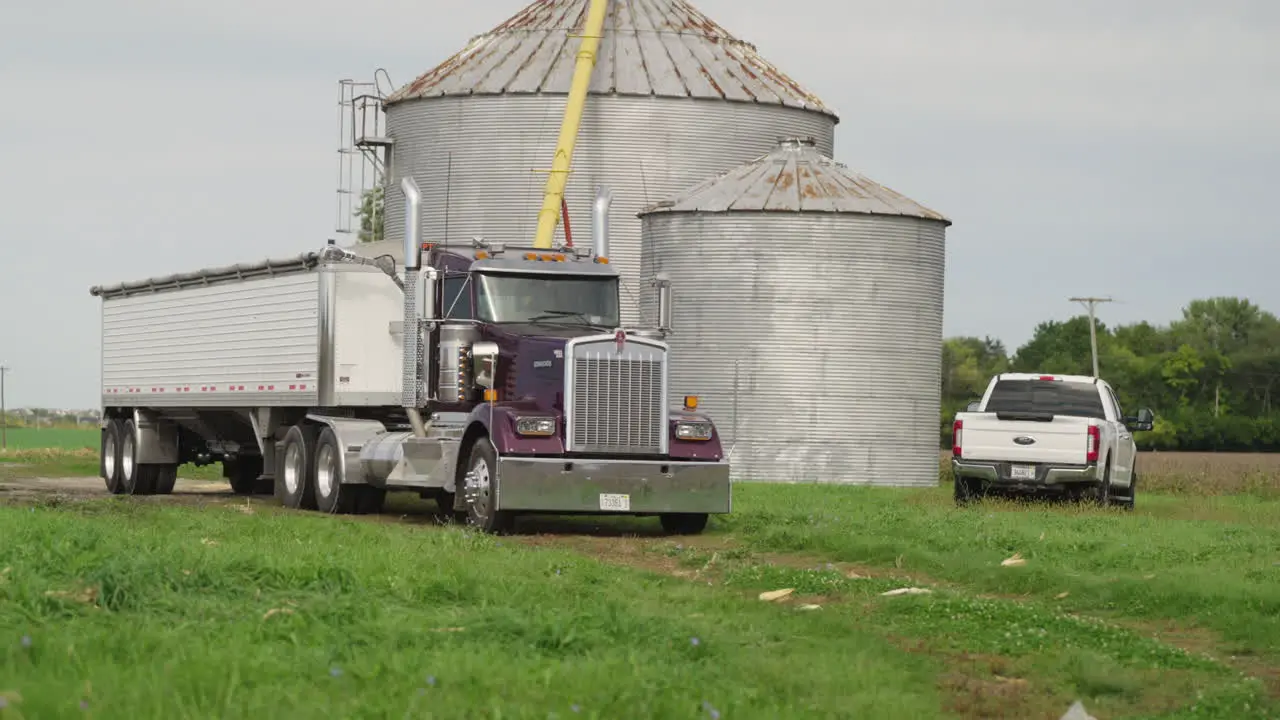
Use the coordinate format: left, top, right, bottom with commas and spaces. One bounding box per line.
554, 254, 566, 262
594, 256, 610, 264
524, 252, 537, 260
483, 388, 498, 402
683, 395, 698, 410
474, 251, 490, 259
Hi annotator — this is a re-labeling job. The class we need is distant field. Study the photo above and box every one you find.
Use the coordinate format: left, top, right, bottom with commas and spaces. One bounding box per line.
1, 426, 97, 451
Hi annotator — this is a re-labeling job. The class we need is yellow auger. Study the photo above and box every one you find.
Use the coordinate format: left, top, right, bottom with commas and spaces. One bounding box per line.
531, 0, 610, 250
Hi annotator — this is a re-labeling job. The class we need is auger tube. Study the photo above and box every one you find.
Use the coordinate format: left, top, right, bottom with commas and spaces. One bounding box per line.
531, 0, 609, 250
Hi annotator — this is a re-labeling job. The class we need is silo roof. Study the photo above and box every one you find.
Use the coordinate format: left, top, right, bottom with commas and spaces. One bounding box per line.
384, 0, 836, 120
638, 138, 950, 224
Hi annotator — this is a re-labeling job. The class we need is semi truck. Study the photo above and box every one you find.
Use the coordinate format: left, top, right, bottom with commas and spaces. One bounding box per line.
89, 182, 732, 533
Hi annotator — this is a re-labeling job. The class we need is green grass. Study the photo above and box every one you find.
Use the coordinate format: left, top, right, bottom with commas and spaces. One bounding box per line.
716, 486, 1280, 661
0, 501, 946, 719
2, 450, 1280, 717
1, 489, 1278, 718
0, 427, 98, 451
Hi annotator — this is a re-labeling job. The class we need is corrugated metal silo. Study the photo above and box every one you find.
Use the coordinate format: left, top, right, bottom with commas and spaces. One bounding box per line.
380, 0, 838, 325
639, 138, 952, 486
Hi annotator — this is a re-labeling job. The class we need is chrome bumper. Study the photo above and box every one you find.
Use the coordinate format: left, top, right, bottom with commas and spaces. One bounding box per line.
952, 458, 1099, 487
495, 456, 732, 514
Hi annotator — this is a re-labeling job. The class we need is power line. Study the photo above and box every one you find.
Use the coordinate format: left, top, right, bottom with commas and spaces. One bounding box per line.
1069, 296, 1113, 378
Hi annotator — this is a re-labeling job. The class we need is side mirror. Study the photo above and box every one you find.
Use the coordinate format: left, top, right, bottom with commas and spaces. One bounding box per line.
1125, 407, 1155, 432
965, 401, 981, 413
653, 275, 672, 334
471, 341, 499, 390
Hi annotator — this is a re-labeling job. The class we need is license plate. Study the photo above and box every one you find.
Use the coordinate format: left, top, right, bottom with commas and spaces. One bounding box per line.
1011, 464, 1036, 480
599, 493, 631, 512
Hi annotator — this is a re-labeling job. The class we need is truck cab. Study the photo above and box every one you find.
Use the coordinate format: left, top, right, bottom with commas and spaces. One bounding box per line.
951, 372, 1154, 508
394, 235, 729, 534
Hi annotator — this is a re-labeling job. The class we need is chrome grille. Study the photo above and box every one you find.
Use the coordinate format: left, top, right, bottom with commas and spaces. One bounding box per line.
569, 342, 666, 454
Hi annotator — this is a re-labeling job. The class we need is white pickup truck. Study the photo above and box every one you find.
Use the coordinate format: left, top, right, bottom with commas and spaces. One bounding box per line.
950, 373, 1154, 508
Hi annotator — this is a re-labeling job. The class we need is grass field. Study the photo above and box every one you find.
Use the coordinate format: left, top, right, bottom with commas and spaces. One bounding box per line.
1, 435, 1279, 717
1, 426, 99, 451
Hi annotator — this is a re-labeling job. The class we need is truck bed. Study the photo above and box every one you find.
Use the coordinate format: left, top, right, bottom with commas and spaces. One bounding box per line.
91, 250, 406, 408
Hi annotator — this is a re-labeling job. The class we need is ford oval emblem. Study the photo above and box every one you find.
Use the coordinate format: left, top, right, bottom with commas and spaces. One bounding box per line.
1013, 435, 1036, 446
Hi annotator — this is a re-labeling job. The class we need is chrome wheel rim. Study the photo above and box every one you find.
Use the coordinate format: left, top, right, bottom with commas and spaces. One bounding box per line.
284, 443, 302, 495
121, 431, 135, 483
317, 444, 336, 500
465, 458, 492, 523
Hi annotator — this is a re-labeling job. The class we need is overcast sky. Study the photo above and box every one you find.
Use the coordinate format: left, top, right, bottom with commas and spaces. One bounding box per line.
2, 0, 1277, 409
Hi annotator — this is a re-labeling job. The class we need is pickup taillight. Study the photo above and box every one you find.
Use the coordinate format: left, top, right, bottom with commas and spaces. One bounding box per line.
952, 419, 963, 457
1086, 424, 1100, 463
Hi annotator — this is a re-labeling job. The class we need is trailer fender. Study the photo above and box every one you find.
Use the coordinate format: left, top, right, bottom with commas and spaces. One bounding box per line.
304, 414, 388, 485
133, 409, 180, 465
463, 403, 566, 456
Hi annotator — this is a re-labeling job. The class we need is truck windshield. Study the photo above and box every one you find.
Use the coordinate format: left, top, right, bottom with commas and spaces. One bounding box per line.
984, 380, 1107, 419
474, 272, 620, 327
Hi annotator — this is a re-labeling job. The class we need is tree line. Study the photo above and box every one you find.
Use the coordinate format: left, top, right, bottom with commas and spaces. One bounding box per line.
941, 297, 1280, 451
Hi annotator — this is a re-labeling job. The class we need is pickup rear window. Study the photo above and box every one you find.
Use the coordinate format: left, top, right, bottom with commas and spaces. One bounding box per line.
984, 380, 1107, 419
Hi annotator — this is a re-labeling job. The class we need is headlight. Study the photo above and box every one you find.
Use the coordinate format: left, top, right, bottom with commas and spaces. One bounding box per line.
675, 421, 712, 441
515, 416, 556, 437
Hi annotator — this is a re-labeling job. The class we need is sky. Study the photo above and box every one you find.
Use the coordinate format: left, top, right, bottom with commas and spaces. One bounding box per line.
1, 0, 1277, 409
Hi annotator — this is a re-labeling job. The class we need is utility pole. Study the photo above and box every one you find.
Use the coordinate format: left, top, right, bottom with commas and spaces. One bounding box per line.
0, 364, 9, 451
1069, 297, 1112, 378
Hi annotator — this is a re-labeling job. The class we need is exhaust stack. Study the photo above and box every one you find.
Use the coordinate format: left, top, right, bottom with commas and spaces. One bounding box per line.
593, 186, 612, 258
400, 177, 428, 436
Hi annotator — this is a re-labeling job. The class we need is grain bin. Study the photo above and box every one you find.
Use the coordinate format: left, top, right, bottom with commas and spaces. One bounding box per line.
639, 138, 951, 486
380, 0, 838, 325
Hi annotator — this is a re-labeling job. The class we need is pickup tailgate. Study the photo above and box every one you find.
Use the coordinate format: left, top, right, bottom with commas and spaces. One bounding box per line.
958, 412, 1092, 465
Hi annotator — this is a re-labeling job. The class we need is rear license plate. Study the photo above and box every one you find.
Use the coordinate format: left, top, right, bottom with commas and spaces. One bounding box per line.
1010, 464, 1036, 480
599, 493, 631, 512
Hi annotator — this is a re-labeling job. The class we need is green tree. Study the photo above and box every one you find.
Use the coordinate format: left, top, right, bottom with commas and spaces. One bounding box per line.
357, 185, 385, 244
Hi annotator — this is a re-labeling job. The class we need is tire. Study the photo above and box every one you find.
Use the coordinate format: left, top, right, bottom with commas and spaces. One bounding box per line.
1089, 464, 1113, 507
461, 436, 513, 534
314, 427, 385, 515
1120, 472, 1137, 511
954, 476, 981, 506
275, 424, 320, 510
660, 513, 709, 535
119, 418, 155, 496
101, 420, 125, 495
143, 464, 178, 495
226, 456, 267, 495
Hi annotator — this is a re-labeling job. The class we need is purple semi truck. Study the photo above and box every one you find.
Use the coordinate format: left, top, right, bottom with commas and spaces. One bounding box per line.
89, 179, 731, 534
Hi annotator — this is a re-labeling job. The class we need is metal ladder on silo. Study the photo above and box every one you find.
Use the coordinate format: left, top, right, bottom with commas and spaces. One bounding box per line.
335, 70, 395, 241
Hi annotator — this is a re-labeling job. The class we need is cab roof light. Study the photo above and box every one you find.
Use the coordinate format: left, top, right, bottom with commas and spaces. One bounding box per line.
594, 256, 609, 264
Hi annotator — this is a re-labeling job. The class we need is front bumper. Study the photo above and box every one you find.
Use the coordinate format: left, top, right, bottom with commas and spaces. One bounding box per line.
495, 456, 732, 514
952, 458, 1099, 492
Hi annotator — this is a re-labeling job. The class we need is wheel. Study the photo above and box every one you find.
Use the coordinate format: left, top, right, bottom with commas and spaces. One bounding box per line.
314, 427, 385, 515
1089, 464, 1113, 507
101, 420, 124, 495
660, 513, 709, 535
226, 456, 267, 495
275, 424, 320, 510
954, 476, 982, 506
1119, 472, 1137, 511
461, 436, 513, 534
119, 418, 155, 495
143, 464, 178, 495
